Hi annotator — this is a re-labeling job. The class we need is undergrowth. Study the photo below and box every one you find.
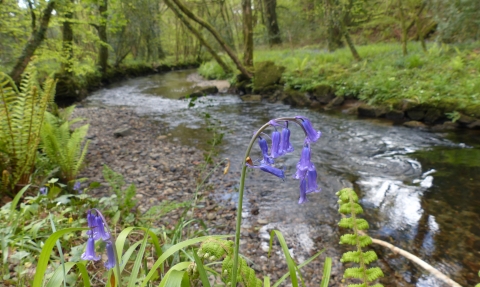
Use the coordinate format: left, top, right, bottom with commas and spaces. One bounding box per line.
199, 42, 480, 116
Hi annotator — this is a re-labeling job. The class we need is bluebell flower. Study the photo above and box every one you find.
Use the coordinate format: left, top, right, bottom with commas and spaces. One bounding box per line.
280, 126, 294, 155
270, 130, 282, 158
295, 116, 321, 143
298, 179, 308, 204
247, 163, 285, 179
93, 215, 111, 241
258, 137, 274, 164
86, 210, 96, 236
104, 241, 116, 269
81, 237, 101, 261
73, 181, 81, 193
294, 144, 314, 179
306, 167, 320, 194
39, 187, 48, 195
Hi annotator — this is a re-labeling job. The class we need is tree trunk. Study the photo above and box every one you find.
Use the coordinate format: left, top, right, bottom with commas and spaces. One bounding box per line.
324, 0, 343, 52
398, 0, 408, 56
9, 1, 55, 83
98, 0, 108, 74
165, 0, 232, 73
241, 0, 253, 68
263, 0, 281, 46
61, 0, 74, 75
170, 0, 252, 78
343, 27, 361, 61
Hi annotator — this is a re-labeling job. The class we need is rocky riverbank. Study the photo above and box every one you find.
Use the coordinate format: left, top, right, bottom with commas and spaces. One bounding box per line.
74, 105, 346, 286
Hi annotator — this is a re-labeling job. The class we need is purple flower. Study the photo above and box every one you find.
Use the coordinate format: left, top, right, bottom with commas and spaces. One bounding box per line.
294, 144, 314, 179
104, 241, 116, 269
93, 215, 111, 241
298, 179, 308, 204
86, 210, 96, 236
258, 137, 274, 164
39, 187, 48, 195
306, 167, 320, 194
247, 163, 285, 180
296, 116, 321, 143
270, 130, 283, 158
280, 126, 294, 155
81, 237, 101, 261
73, 181, 81, 193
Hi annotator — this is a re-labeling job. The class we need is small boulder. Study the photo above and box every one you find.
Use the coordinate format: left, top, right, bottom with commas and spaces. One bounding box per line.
457, 114, 476, 125
406, 108, 426, 121
431, 121, 459, 131
386, 110, 404, 121
240, 94, 262, 102
282, 88, 311, 107
113, 126, 132, 137
468, 120, 480, 129
253, 61, 285, 93
324, 96, 345, 109
403, 121, 427, 128
424, 108, 443, 124
185, 86, 219, 99
357, 104, 387, 118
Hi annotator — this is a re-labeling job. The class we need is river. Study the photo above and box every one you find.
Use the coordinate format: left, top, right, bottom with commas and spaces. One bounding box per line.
87, 70, 480, 286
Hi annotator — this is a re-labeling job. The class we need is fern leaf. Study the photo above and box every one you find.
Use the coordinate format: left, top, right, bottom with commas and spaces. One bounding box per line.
366, 267, 384, 282
340, 234, 357, 245
344, 267, 364, 279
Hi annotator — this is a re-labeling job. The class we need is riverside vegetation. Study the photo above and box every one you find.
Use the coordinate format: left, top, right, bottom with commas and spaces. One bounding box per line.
2, 65, 478, 286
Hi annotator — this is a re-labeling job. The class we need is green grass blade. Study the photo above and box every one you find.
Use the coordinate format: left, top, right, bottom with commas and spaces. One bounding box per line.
120, 241, 142, 271
264, 276, 271, 287
49, 213, 66, 287
75, 262, 91, 287
320, 257, 332, 287
127, 236, 149, 287
115, 227, 135, 259
32, 228, 88, 287
164, 270, 189, 287
9, 184, 30, 221
140, 235, 229, 287
269, 230, 300, 287
159, 262, 191, 287
273, 249, 325, 287
193, 250, 212, 287
45, 262, 75, 287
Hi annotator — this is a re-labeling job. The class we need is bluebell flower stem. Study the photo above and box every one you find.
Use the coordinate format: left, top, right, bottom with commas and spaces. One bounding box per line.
231, 117, 305, 287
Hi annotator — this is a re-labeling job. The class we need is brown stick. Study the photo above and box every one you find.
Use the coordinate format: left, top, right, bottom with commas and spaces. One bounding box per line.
371, 238, 463, 287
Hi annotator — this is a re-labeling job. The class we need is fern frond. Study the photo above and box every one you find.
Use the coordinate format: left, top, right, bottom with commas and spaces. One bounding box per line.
337, 188, 384, 287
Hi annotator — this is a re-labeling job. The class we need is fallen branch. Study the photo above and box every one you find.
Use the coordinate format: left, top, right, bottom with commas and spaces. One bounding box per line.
371, 238, 462, 287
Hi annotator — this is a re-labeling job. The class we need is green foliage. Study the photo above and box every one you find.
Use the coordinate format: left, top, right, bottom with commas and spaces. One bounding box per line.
101, 165, 138, 222
40, 108, 90, 183
0, 65, 56, 195
337, 188, 384, 287
198, 57, 235, 80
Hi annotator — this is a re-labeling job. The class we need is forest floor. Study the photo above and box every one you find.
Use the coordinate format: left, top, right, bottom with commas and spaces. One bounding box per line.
74, 105, 344, 286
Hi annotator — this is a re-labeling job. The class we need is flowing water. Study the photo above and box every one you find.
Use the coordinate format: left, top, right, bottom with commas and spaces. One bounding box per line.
87, 70, 480, 286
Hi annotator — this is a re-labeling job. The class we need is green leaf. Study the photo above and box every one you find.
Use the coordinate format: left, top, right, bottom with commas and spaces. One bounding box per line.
269, 230, 302, 287
140, 235, 229, 287
159, 262, 191, 287
127, 236, 148, 287
46, 262, 76, 287
193, 251, 212, 287
163, 270, 190, 287
320, 257, 332, 287
32, 228, 88, 287
273, 249, 325, 287
9, 184, 30, 221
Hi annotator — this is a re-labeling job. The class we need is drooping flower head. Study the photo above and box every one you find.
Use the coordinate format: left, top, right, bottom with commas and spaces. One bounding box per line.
73, 181, 82, 194
81, 237, 101, 261
39, 187, 48, 195
306, 166, 320, 194
280, 124, 294, 155
294, 143, 314, 179
295, 116, 321, 143
298, 179, 308, 204
104, 241, 116, 269
270, 130, 282, 158
247, 163, 285, 180
258, 137, 274, 164
93, 214, 111, 241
